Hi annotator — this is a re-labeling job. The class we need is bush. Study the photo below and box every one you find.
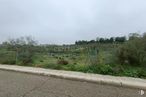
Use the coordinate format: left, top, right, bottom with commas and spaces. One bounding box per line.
57, 59, 69, 65
2, 36, 37, 66
84, 64, 114, 75
110, 64, 146, 78
98, 64, 114, 74
117, 33, 146, 66
1, 60, 16, 65
61, 64, 76, 71
111, 65, 124, 75
0, 51, 16, 65
74, 64, 88, 72
40, 60, 44, 62
18, 51, 33, 65
137, 69, 146, 78
123, 69, 139, 77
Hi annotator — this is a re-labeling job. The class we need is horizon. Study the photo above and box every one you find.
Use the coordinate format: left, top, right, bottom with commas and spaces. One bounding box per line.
0, 33, 142, 45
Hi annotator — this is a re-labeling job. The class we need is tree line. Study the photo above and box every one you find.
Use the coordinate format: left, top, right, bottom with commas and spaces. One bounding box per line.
75, 36, 126, 45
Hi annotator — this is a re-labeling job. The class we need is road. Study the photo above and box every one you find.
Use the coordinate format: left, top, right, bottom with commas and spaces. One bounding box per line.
0, 70, 145, 97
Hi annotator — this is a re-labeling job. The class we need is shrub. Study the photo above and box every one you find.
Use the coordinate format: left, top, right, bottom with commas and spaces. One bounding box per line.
1, 59, 16, 65
0, 51, 16, 65
117, 33, 146, 66
57, 59, 69, 65
62, 64, 76, 71
112, 65, 124, 75
137, 69, 146, 78
2, 36, 37, 66
98, 64, 114, 74
40, 60, 44, 62
85, 64, 114, 75
72, 64, 89, 72
18, 51, 33, 65
123, 69, 140, 77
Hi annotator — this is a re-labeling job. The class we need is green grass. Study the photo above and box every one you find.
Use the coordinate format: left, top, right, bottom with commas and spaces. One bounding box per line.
32, 53, 146, 78
22, 52, 146, 79
0, 50, 16, 64
0, 45, 146, 79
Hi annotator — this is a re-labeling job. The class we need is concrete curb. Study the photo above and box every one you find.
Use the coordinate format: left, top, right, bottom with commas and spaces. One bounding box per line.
0, 64, 146, 90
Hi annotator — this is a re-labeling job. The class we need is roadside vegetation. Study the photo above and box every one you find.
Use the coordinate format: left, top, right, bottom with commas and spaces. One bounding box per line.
0, 33, 146, 78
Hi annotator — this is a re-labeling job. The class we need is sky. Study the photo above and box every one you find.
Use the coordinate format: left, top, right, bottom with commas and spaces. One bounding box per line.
0, 0, 146, 44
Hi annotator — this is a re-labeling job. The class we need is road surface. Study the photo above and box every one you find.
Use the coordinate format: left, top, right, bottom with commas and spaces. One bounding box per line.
0, 70, 145, 97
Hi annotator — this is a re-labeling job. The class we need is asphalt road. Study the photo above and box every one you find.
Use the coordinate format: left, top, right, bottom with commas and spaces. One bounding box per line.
0, 70, 145, 97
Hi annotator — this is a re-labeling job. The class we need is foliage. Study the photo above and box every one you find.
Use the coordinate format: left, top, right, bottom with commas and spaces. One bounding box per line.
1, 36, 37, 65
0, 34, 146, 78
17, 50, 33, 65
117, 33, 146, 66
57, 59, 69, 65
75, 36, 126, 45
0, 50, 16, 64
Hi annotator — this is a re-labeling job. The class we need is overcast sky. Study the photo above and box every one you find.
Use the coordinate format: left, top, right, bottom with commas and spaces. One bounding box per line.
0, 0, 146, 44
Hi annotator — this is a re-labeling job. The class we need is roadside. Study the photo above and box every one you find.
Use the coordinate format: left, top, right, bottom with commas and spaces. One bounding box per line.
0, 64, 146, 90
0, 70, 145, 97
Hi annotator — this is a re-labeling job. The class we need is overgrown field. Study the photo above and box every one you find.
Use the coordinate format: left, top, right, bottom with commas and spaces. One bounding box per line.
0, 34, 146, 78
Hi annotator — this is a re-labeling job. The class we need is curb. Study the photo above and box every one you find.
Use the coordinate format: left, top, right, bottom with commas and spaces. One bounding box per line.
0, 64, 146, 90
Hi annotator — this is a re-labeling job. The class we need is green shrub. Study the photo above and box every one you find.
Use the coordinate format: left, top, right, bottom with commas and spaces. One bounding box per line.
40, 60, 44, 62
123, 69, 140, 77
18, 51, 33, 65
84, 64, 114, 75
61, 64, 76, 71
117, 33, 146, 66
111, 65, 124, 75
2, 36, 37, 66
98, 64, 114, 74
1, 60, 16, 65
57, 59, 69, 65
111, 64, 146, 78
137, 69, 146, 78
72, 64, 88, 72
67, 64, 76, 71
0, 51, 16, 65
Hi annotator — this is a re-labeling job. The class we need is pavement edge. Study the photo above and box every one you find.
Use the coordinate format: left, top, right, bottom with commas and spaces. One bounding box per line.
0, 64, 145, 90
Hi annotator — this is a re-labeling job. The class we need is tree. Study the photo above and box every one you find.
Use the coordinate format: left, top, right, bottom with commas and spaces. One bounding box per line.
115, 36, 126, 43
4, 36, 37, 65
129, 33, 141, 40
88, 40, 96, 44
99, 38, 105, 43
109, 37, 114, 43
117, 33, 146, 66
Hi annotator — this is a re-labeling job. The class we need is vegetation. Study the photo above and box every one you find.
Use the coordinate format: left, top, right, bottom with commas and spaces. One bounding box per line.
1, 36, 37, 65
0, 33, 146, 78
75, 36, 126, 45
117, 33, 146, 66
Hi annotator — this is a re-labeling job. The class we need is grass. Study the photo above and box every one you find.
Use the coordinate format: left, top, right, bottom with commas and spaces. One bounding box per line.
0, 50, 16, 64
31, 52, 146, 78
0, 46, 146, 79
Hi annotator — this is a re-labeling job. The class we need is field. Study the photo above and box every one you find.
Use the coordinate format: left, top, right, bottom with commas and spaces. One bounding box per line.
0, 34, 146, 78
